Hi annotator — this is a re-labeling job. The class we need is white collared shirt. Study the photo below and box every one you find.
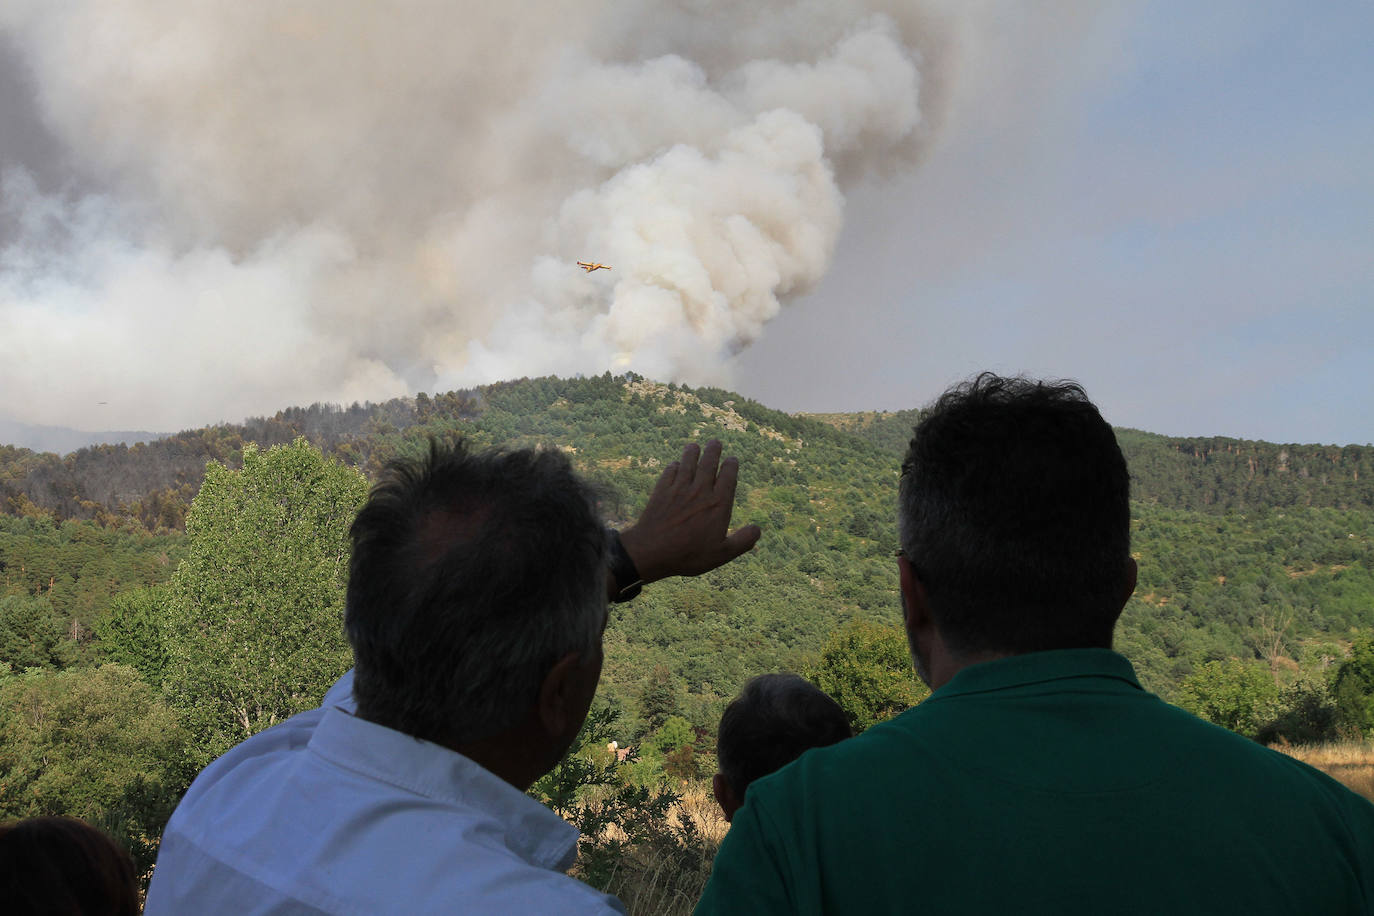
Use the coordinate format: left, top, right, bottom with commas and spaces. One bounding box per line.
145, 672, 625, 915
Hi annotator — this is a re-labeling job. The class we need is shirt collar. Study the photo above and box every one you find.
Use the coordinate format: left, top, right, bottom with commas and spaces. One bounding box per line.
306, 706, 582, 872
932, 648, 1143, 701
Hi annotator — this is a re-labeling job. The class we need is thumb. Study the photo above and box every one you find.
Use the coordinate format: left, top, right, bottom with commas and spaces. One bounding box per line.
723, 524, 762, 560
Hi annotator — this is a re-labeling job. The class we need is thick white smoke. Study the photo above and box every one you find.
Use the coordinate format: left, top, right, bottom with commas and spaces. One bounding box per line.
0, 1, 955, 431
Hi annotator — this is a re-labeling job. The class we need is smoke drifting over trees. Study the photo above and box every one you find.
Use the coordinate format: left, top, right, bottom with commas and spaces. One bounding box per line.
0, 1, 958, 431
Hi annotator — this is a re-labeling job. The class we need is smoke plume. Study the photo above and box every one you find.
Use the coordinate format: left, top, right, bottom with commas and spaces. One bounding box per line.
0, 1, 955, 430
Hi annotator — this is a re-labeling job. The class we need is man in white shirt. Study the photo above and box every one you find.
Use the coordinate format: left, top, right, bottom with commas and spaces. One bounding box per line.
145, 438, 758, 914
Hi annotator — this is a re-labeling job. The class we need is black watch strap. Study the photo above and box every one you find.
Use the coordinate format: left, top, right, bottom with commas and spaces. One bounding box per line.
606, 529, 644, 603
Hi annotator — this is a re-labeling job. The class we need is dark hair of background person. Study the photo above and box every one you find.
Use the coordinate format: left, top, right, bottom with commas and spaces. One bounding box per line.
346, 438, 608, 746
717, 673, 852, 799
0, 816, 140, 916
898, 372, 1132, 657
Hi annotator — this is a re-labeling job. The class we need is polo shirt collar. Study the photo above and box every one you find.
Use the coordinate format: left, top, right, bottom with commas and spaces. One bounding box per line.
306, 706, 581, 872
933, 648, 1143, 701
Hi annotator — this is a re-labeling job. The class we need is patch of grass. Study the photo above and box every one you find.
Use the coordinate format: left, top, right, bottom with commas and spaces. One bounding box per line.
1274, 740, 1374, 802
585, 782, 726, 916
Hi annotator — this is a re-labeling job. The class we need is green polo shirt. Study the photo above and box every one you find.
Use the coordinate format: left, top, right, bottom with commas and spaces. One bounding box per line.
697, 649, 1374, 915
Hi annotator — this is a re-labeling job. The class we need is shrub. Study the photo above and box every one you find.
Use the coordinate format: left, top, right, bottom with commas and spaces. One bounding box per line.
1256, 677, 1340, 745
532, 707, 717, 913
1334, 634, 1374, 739
1176, 658, 1280, 738
809, 618, 928, 732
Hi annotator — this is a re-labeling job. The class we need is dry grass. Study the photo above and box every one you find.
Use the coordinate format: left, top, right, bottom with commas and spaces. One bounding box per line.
581, 783, 728, 846
1273, 740, 1374, 802
590, 782, 728, 916
672, 783, 731, 845
602, 847, 714, 916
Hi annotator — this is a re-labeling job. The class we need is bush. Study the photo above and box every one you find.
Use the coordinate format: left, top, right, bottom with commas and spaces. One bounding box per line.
0, 665, 188, 879
532, 707, 716, 913
1176, 658, 1280, 738
809, 619, 928, 732
1256, 677, 1340, 745
1334, 634, 1374, 739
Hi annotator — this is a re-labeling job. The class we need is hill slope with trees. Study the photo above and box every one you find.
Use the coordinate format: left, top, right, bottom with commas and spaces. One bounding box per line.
1, 374, 1371, 892
808, 409, 1374, 511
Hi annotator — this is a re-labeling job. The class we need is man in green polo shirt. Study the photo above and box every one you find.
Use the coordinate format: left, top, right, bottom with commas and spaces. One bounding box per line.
697, 374, 1374, 915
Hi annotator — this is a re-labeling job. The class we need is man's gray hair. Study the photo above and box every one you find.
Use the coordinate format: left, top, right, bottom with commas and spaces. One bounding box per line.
345, 439, 607, 745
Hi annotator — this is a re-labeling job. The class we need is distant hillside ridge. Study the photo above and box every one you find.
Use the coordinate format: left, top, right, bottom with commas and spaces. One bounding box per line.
0, 418, 168, 455
1116, 429, 1372, 512
800, 409, 925, 456
3, 375, 1371, 530
0, 392, 482, 529
805, 411, 1374, 513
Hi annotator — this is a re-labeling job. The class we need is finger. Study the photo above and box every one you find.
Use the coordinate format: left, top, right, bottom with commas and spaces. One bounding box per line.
651, 461, 679, 502
722, 524, 762, 559
714, 454, 740, 500
694, 439, 723, 491
676, 441, 701, 488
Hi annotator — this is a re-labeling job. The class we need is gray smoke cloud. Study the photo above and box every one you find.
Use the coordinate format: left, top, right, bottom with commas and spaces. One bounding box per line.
0, 1, 959, 431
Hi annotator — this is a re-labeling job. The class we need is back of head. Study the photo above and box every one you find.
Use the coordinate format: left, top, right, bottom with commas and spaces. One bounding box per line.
717, 673, 852, 800
899, 373, 1131, 657
346, 439, 607, 745
0, 816, 139, 916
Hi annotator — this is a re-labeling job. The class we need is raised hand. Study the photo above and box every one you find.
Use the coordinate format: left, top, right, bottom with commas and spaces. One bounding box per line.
617, 439, 762, 584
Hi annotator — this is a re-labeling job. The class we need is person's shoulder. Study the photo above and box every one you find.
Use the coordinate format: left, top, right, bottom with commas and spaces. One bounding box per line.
426, 868, 625, 915
747, 704, 932, 801
178, 705, 325, 796
147, 834, 626, 915
360, 828, 625, 915
366, 849, 625, 915
1256, 742, 1374, 817
159, 703, 330, 862
1151, 701, 1374, 813
156, 787, 626, 915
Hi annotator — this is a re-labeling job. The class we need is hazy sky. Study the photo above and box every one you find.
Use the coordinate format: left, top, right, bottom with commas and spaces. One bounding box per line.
1, 1, 1370, 446
737, 1, 1374, 445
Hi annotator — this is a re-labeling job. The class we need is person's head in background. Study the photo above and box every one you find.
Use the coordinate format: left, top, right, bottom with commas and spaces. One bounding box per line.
0, 816, 140, 916
713, 673, 852, 822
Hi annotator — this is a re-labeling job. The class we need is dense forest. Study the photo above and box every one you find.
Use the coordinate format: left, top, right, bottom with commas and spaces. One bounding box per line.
810, 409, 1374, 511
1, 373, 1372, 891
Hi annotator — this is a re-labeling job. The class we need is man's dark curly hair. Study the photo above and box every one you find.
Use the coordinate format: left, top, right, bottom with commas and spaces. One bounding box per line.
899, 373, 1132, 656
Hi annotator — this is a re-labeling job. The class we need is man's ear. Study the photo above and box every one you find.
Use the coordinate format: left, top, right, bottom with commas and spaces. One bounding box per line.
1121, 557, 1139, 607
537, 651, 583, 738
712, 772, 741, 823
897, 555, 931, 634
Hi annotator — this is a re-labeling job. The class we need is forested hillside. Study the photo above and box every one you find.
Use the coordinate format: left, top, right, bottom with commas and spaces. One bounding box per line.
7, 382, 1371, 530
2, 374, 1372, 886
0, 393, 481, 529
810, 409, 1374, 511
4, 375, 1373, 700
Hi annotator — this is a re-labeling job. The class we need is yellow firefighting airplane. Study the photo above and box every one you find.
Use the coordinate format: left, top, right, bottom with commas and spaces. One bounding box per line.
577, 261, 612, 272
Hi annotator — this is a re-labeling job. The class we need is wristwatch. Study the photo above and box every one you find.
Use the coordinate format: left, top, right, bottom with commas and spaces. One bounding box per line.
606, 529, 644, 603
